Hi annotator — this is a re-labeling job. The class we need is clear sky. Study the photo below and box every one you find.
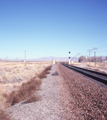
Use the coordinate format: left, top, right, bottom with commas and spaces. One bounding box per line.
0, 0, 107, 60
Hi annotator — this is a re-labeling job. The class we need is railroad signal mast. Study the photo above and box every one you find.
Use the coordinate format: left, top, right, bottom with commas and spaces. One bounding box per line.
68, 51, 71, 64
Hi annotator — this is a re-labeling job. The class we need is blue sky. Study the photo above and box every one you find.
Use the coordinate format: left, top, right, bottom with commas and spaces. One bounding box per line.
0, 0, 107, 59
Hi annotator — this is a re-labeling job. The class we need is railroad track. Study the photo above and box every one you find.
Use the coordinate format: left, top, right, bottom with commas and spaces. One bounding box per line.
61, 63, 107, 85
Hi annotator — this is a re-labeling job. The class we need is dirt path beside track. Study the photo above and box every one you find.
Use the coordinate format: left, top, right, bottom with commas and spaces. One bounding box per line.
8, 64, 80, 120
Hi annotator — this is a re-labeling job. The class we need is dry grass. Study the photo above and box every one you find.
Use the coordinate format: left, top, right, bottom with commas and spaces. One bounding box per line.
0, 61, 51, 98
71, 62, 82, 65
25, 95, 40, 103
71, 62, 107, 71
4, 65, 52, 106
0, 85, 6, 109
38, 65, 52, 79
5, 77, 42, 106
0, 62, 52, 119
0, 110, 11, 120
86, 62, 107, 69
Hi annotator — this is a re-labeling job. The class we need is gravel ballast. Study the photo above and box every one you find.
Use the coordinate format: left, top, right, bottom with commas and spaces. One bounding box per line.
59, 63, 107, 120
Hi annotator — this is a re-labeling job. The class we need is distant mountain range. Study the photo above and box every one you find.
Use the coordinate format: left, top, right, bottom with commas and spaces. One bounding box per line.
0, 56, 106, 62
29, 56, 78, 61
0, 56, 78, 62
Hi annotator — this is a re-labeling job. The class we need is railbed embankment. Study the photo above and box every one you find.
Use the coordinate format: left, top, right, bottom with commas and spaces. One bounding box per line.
59, 63, 107, 119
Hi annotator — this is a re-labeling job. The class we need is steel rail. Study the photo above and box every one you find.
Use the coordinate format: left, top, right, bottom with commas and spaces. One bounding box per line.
69, 64, 107, 77
61, 63, 107, 85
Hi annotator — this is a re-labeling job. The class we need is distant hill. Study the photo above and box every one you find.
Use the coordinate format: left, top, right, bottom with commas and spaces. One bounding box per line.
30, 56, 78, 62
0, 56, 78, 62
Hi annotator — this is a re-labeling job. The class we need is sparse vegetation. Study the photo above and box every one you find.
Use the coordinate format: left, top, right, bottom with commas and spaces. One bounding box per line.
4, 65, 52, 106
5, 77, 42, 106
0, 110, 11, 120
0, 62, 52, 119
86, 62, 107, 70
38, 65, 52, 79
25, 95, 40, 103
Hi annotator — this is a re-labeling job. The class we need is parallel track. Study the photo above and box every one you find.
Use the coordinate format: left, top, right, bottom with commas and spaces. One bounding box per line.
61, 63, 107, 85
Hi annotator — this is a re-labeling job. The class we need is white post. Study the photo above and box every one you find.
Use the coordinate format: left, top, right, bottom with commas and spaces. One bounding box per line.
53, 59, 55, 64
69, 59, 70, 64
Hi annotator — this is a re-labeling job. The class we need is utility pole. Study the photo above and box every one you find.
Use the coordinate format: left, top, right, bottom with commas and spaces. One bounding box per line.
88, 50, 90, 66
77, 53, 80, 62
68, 51, 71, 64
25, 50, 26, 66
85, 56, 87, 63
94, 48, 97, 66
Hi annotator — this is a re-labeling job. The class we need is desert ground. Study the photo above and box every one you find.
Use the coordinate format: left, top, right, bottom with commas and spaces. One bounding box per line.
86, 62, 107, 69
71, 61, 107, 73
71, 61, 107, 69
0, 61, 52, 109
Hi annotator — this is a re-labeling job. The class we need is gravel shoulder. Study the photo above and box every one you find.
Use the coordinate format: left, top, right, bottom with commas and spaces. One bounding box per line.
8, 64, 78, 120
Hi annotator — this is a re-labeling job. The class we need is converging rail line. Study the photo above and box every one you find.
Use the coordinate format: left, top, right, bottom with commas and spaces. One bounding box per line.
61, 63, 107, 85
